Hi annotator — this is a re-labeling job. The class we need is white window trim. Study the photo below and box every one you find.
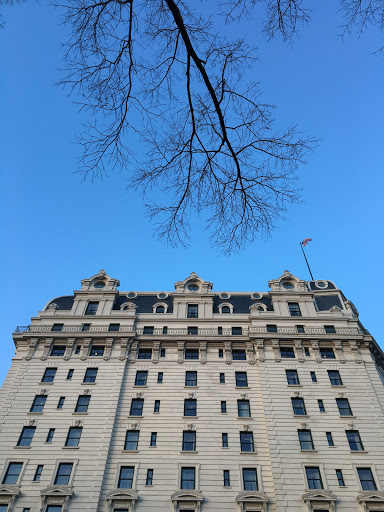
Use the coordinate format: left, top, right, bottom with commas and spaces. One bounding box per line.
153, 302, 169, 314
114, 463, 140, 491
353, 464, 382, 492
218, 303, 234, 314
0, 459, 29, 486
177, 463, 200, 491
301, 462, 328, 491
49, 459, 79, 486
238, 464, 263, 492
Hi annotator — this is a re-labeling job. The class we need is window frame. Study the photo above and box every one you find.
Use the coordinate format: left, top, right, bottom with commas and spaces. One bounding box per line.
328, 370, 343, 385
336, 398, 353, 416
242, 467, 258, 491
232, 348, 246, 360
187, 304, 199, 319
17, 426, 36, 447
33, 464, 44, 482
124, 430, 140, 451
150, 432, 157, 447
355, 466, 379, 491
52, 461, 75, 486
134, 371, 148, 386
288, 302, 302, 316
182, 430, 196, 452
235, 371, 248, 387
146, 468, 153, 486
89, 345, 105, 357
84, 301, 99, 315
114, 463, 139, 491
130, 398, 144, 417
291, 397, 307, 416
117, 465, 135, 489
184, 398, 197, 417
137, 347, 152, 359
298, 429, 315, 451
185, 348, 199, 360
237, 399, 251, 418
179, 466, 198, 491
240, 431, 255, 452
1, 461, 25, 485
280, 346, 295, 359
65, 426, 83, 447
41, 368, 57, 383
305, 466, 324, 490
286, 369, 300, 385
154, 400, 160, 413
50, 345, 66, 357
185, 371, 197, 387
83, 368, 98, 383
222, 433, 228, 448
346, 430, 365, 451
30, 394, 47, 413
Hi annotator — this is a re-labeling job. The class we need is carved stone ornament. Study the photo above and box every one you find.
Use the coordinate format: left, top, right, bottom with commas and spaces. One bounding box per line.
224, 341, 232, 365
40, 485, 74, 512
0, 484, 21, 511
25, 338, 38, 360
200, 341, 207, 364
330, 306, 341, 312
272, 340, 281, 362
302, 490, 337, 512
256, 340, 265, 362
236, 491, 269, 512
106, 489, 139, 512
177, 341, 185, 364
47, 302, 58, 310
171, 490, 204, 512
357, 491, 384, 506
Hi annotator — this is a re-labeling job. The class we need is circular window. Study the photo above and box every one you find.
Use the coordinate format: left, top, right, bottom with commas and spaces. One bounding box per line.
94, 281, 106, 289
281, 280, 294, 289
220, 292, 230, 299
188, 283, 199, 292
251, 292, 262, 300
127, 292, 137, 299
315, 280, 328, 289
158, 292, 168, 299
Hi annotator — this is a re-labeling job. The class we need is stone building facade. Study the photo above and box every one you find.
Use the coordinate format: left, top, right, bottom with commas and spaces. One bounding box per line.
1, 269, 384, 512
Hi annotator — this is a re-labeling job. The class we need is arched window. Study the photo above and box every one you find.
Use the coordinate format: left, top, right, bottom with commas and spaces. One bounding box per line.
156, 305, 165, 313
221, 306, 231, 314
257, 306, 264, 311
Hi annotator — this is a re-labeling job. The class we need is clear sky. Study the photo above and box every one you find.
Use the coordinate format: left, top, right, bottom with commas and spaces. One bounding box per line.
0, 1, 383, 385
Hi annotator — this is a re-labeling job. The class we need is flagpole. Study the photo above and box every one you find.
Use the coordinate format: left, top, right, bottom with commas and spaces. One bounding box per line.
300, 242, 314, 281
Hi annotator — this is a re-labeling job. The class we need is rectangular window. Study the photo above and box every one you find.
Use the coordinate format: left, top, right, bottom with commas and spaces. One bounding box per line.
222, 433, 228, 448
184, 399, 197, 417
288, 302, 302, 316
81, 323, 90, 331
46, 507, 62, 512
154, 400, 160, 413
187, 326, 198, 335
223, 470, 230, 487
143, 326, 154, 335
42, 368, 57, 382
185, 371, 197, 387
232, 349, 246, 360
324, 325, 336, 333
305, 466, 323, 489
135, 371, 148, 386
318, 399, 325, 412
240, 431, 254, 452
267, 324, 277, 333
75, 345, 81, 354
280, 347, 295, 358
150, 432, 157, 447
336, 469, 345, 486
297, 325, 305, 334
187, 304, 199, 318
185, 348, 199, 359
2, 462, 23, 484
336, 398, 353, 416
52, 323, 64, 331
17, 426, 36, 447
57, 397, 65, 409
130, 398, 144, 416
221, 401, 227, 413
218, 327, 223, 335
30, 395, 47, 413
85, 301, 99, 315
160, 348, 166, 357
89, 345, 104, 357
182, 431, 196, 451
65, 427, 82, 447
51, 345, 66, 357
118, 466, 134, 488
23, 509, 31, 512
298, 430, 314, 450
304, 347, 310, 356
181, 467, 195, 490
83, 368, 98, 383
286, 370, 300, 385
33, 464, 44, 482
124, 430, 139, 450
66, 369, 74, 380
310, 371, 317, 382
236, 372, 248, 387
346, 430, 364, 451
146, 469, 153, 486
320, 348, 335, 359
219, 373, 225, 384
357, 467, 377, 490
46, 428, 55, 443
328, 370, 343, 385
157, 372, 163, 383
292, 397, 306, 415
108, 323, 120, 332
243, 468, 258, 491
54, 463, 73, 485
75, 395, 90, 413
219, 349, 224, 358
232, 327, 242, 336
237, 400, 251, 417
138, 348, 152, 359
326, 432, 334, 446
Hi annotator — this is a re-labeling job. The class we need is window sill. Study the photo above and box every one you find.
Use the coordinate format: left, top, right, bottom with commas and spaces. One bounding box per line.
222, 447, 230, 449
240, 451, 257, 455
14, 446, 31, 449
339, 415, 356, 419
328, 446, 337, 448
72, 412, 88, 415
122, 450, 139, 453
62, 446, 79, 449
27, 412, 43, 415
331, 385, 345, 388
184, 386, 199, 389
237, 417, 253, 420
183, 416, 198, 419
181, 451, 198, 454
293, 414, 309, 418
300, 449, 318, 452
134, 385, 147, 388
40, 382, 53, 385
129, 416, 143, 418
235, 386, 250, 389
31, 480, 41, 483
350, 450, 368, 453
149, 446, 157, 448
288, 384, 303, 387
81, 382, 96, 385
153, 412, 160, 414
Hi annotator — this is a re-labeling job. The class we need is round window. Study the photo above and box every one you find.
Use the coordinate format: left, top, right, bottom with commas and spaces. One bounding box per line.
188, 283, 199, 291
127, 292, 136, 298
220, 293, 230, 299
158, 292, 167, 299
316, 281, 328, 288
94, 281, 106, 289
251, 292, 262, 300
281, 280, 294, 289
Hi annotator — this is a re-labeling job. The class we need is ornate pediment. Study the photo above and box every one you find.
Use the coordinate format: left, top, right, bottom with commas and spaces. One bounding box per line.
171, 490, 204, 502
236, 491, 269, 503
302, 490, 337, 502
357, 491, 384, 503
106, 489, 139, 502
40, 486, 74, 498
0, 484, 20, 497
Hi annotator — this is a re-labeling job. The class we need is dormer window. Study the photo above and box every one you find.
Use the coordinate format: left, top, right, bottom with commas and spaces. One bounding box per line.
188, 283, 199, 292
156, 305, 165, 313
221, 306, 230, 314
281, 280, 295, 289
94, 281, 106, 288
85, 301, 99, 315
187, 304, 199, 318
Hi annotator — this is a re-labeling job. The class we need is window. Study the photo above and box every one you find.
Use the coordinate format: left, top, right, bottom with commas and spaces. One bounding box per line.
160, 348, 166, 357
320, 348, 335, 359
46, 507, 62, 512
221, 401, 227, 413
33, 464, 44, 481
288, 303, 302, 316
185, 348, 199, 360
280, 347, 295, 358
84, 368, 98, 383
118, 466, 134, 488
52, 323, 64, 331
222, 433, 228, 448
232, 327, 242, 336
66, 369, 74, 380
218, 327, 223, 335
143, 326, 154, 335
185, 371, 197, 387
30, 395, 47, 413
150, 432, 157, 447
157, 372, 163, 383
156, 305, 165, 313
291, 397, 306, 415
240, 431, 254, 452
328, 370, 343, 385
138, 348, 152, 359
326, 432, 334, 446
154, 400, 160, 413
124, 430, 139, 450
219, 349, 224, 358
336, 469, 345, 486
187, 304, 199, 318
54, 463, 73, 485
46, 428, 55, 443
243, 468, 258, 491
90, 345, 104, 356
42, 368, 57, 382
232, 349, 246, 360
57, 397, 65, 409
2, 462, 23, 484
130, 398, 144, 416
181, 467, 195, 490
324, 325, 336, 333
23, 509, 31, 512
108, 323, 120, 331
298, 430, 314, 450
182, 431, 196, 451
266, 324, 277, 333
85, 301, 98, 315
221, 306, 231, 314
305, 466, 323, 489
17, 426, 36, 447
357, 468, 377, 490
237, 400, 251, 417
146, 469, 153, 486
346, 430, 364, 451
75, 395, 90, 413
75, 345, 81, 354
135, 371, 148, 386
336, 398, 353, 416
82, 323, 90, 331
304, 347, 310, 356
65, 427, 82, 447
286, 370, 300, 385
310, 371, 317, 382
318, 399, 325, 412
236, 372, 248, 387
188, 326, 198, 335
223, 470, 230, 487
184, 399, 197, 417
297, 325, 305, 334
219, 373, 225, 384
51, 345, 66, 357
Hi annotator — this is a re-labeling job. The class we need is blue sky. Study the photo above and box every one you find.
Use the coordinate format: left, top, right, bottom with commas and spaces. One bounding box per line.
0, 1, 383, 384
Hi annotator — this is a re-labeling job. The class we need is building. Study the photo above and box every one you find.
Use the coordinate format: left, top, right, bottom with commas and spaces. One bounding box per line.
1, 269, 384, 512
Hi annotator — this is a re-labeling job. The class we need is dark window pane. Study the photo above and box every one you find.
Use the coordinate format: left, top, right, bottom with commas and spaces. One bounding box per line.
320, 348, 335, 359
304, 347, 310, 356
187, 326, 198, 335
232, 349, 246, 360
118, 466, 134, 489
33, 465, 44, 482
52, 323, 64, 331
232, 327, 242, 336
267, 324, 277, 332
154, 400, 160, 413
90, 345, 104, 356
75, 395, 90, 412
240, 432, 254, 452
220, 373, 225, 384
328, 370, 343, 385
221, 401, 227, 413
2, 462, 23, 484
184, 399, 197, 416
182, 431, 196, 451
67, 369, 74, 380
187, 304, 199, 318
130, 399, 144, 416
42, 368, 57, 382
318, 399, 325, 412
221, 306, 231, 314
310, 371, 317, 382
157, 372, 163, 383
84, 368, 98, 382
286, 370, 299, 385
336, 469, 345, 486
57, 397, 65, 409
65, 427, 82, 447
135, 371, 148, 386
82, 324, 90, 331
138, 348, 152, 359
357, 468, 377, 490
243, 468, 258, 491
124, 430, 139, 450
236, 372, 248, 387
156, 305, 165, 313
336, 398, 353, 416
223, 469, 230, 487
146, 469, 153, 485
306, 467, 323, 489
237, 400, 251, 417
108, 323, 120, 331
54, 463, 73, 485
292, 398, 306, 415
185, 348, 199, 359
30, 395, 47, 413
346, 430, 364, 451
181, 467, 195, 490
298, 430, 314, 450
324, 325, 336, 334
150, 432, 157, 447
297, 325, 305, 334
222, 433, 228, 447
288, 303, 302, 316
17, 426, 36, 446
326, 432, 334, 446
280, 347, 295, 358
46, 429, 55, 443
51, 346, 66, 357
85, 302, 99, 315
185, 371, 197, 386
143, 326, 154, 335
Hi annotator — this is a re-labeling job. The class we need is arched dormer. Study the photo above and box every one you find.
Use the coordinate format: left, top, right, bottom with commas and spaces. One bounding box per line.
174, 272, 213, 294
171, 490, 204, 512
219, 303, 234, 314
268, 270, 307, 292
80, 269, 120, 291
153, 302, 169, 314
